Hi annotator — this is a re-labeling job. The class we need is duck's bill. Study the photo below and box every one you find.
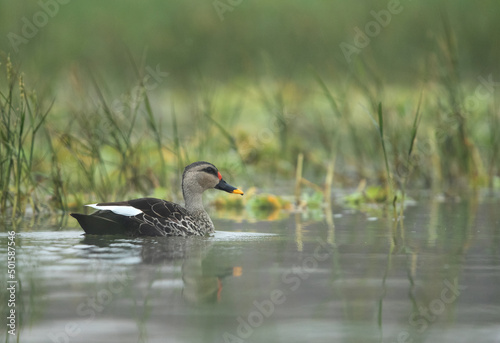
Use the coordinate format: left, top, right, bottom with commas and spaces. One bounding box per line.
215, 179, 244, 195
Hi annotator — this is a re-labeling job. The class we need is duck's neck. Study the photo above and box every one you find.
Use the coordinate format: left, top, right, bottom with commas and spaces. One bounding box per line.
183, 189, 206, 214
183, 189, 215, 234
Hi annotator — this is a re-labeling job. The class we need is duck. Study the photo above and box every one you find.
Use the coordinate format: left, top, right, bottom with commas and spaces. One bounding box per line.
71, 161, 244, 237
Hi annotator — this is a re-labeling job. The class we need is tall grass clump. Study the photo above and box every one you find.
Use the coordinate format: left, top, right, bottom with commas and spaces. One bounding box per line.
0, 57, 57, 217
486, 103, 500, 189
56, 62, 195, 206
432, 19, 481, 191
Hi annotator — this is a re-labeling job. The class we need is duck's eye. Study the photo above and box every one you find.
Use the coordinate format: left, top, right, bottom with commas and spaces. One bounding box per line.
203, 167, 217, 176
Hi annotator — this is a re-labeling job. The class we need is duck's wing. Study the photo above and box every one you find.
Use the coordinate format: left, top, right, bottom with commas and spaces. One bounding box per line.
82, 198, 202, 237
89, 197, 189, 220
127, 197, 189, 221
129, 198, 204, 236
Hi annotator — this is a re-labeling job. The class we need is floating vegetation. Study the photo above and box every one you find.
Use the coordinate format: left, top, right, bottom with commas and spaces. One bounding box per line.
247, 193, 291, 212
343, 185, 388, 206
212, 188, 291, 222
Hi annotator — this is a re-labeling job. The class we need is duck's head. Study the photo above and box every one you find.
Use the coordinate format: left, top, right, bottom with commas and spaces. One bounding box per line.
182, 161, 244, 196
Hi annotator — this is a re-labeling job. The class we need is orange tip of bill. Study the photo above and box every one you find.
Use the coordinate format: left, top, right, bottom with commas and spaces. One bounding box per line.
232, 188, 244, 195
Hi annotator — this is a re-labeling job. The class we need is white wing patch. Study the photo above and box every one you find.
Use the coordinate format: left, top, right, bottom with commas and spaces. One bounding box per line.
86, 204, 143, 216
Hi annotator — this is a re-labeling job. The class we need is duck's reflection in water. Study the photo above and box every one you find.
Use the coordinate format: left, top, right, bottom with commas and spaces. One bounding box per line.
140, 237, 237, 304
80, 235, 238, 305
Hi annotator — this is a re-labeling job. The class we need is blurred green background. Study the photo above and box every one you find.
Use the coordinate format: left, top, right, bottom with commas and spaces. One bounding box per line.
1, 0, 499, 214
2, 0, 500, 82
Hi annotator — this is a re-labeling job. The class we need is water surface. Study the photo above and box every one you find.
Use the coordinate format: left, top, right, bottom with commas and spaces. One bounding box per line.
1, 195, 500, 343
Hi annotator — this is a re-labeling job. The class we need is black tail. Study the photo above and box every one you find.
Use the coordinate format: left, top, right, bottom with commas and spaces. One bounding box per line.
70, 211, 132, 235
